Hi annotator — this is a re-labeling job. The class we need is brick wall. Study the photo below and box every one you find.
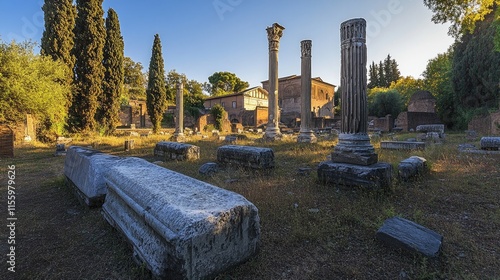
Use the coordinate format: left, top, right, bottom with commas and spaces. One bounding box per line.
468, 111, 500, 135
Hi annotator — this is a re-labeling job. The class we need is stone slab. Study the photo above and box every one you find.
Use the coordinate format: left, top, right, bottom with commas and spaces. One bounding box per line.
64, 146, 123, 207
154, 141, 200, 161
102, 157, 260, 279
416, 124, 445, 134
317, 161, 392, 189
398, 156, 427, 181
381, 141, 425, 150
217, 145, 274, 169
480, 137, 500, 150
199, 162, 219, 175
376, 217, 443, 258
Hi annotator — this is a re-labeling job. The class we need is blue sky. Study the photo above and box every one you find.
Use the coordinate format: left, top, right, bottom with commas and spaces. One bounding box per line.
0, 0, 454, 88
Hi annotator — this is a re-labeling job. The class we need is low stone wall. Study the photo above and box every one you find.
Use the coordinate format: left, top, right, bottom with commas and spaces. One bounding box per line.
416, 124, 444, 134
64, 146, 123, 207
102, 157, 260, 279
217, 145, 275, 169
154, 141, 200, 161
381, 141, 425, 150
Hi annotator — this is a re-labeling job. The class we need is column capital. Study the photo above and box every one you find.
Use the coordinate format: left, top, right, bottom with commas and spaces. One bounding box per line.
267, 23, 285, 51
301, 40, 312, 58
340, 18, 366, 45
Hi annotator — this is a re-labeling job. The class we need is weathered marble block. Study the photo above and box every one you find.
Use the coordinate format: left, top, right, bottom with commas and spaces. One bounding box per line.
380, 141, 425, 150
217, 145, 274, 169
154, 141, 200, 161
317, 161, 392, 189
376, 217, 443, 258
416, 124, 445, 134
102, 157, 260, 279
398, 156, 427, 181
64, 146, 123, 206
480, 137, 500, 150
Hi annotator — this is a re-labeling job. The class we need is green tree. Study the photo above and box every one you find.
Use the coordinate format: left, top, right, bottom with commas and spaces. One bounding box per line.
123, 56, 147, 101
41, 0, 76, 70
165, 70, 205, 119
389, 76, 424, 108
210, 104, 226, 130
377, 61, 386, 88
70, 0, 105, 132
146, 34, 167, 134
206, 71, 249, 96
368, 88, 404, 118
0, 41, 71, 139
368, 62, 379, 89
99, 8, 124, 135
422, 49, 455, 127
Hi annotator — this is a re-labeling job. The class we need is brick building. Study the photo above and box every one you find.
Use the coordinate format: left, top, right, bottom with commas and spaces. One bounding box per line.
395, 91, 441, 131
261, 75, 336, 127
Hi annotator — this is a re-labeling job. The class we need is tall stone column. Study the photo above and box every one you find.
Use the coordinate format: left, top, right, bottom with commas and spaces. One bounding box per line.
331, 18, 377, 165
297, 40, 317, 143
264, 23, 284, 141
317, 18, 392, 190
173, 82, 185, 142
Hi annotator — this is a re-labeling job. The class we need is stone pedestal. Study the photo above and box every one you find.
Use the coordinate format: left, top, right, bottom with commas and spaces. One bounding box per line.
264, 23, 284, 141
318, 18, 391, 189
297, 40, 317, 143
173, 82, 185, 142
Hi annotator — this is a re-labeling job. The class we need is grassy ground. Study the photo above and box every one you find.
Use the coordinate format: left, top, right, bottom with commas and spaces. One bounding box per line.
0, 131, 499, 279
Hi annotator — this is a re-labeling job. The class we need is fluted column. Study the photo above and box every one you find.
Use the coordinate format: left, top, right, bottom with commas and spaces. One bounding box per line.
331, 18, 377, 165
264, 23, 284, 141
297, 40, 317, 143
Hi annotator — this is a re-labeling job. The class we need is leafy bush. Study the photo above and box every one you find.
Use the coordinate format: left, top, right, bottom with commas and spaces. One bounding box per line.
210, 104, 226, 130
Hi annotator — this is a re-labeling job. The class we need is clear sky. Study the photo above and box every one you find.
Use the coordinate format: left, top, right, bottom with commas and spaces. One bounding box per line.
0, 0, 454, 89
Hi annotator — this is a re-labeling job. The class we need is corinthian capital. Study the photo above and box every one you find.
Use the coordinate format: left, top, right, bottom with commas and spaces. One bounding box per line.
267, 23, 285, 51
301, 40, 312, 57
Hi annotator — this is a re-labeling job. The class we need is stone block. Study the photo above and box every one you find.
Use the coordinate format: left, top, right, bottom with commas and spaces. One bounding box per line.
376, 217, 443, 258
416, 124, 445, 134
217, 145, 274, 169
102, 157, 260, 279
398, 156, 427, 181
54, 143, 67, 156
199, 162, 219, 175
317, 161, 392, 189
64, 146, 123, 207
380, 141, 425, 150
480, 137, 500, 150
154, 141, 200, 161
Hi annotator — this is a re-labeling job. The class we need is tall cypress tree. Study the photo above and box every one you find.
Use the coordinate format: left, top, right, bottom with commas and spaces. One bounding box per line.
99, 8, 124, 134
146, 34, 167, 134
70, 0, 106, 132
368, 61, 379, 89
41, 0, 76, 69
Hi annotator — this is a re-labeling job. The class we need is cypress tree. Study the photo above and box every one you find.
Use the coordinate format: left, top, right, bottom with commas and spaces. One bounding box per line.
99, 8, 124, 134
146, 34, 167, 134
70, 0, 106, 132
41, 0, 76, 69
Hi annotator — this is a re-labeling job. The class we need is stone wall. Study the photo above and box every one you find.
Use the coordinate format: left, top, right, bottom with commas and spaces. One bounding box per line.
395, 112, 441, 132
372, 115, 394, 132
468, 111, 500, 135
0, 125, 14, 158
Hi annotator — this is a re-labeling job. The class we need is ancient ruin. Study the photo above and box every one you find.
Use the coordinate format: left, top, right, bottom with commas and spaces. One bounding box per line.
318, 18, 392, 189
172, 82, 186, 142
264, 23, 285, 141
297, 40, 317, 143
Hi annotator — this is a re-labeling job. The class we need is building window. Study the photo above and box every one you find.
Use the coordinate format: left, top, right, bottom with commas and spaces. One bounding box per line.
232, 101, 237, 108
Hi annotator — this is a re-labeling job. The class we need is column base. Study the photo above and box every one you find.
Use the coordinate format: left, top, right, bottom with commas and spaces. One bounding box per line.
317, 161, 392, 189
171, 133, 186, 143
263, 126, 282, 141
332, 133, 378, 165
297, 130, 317, 143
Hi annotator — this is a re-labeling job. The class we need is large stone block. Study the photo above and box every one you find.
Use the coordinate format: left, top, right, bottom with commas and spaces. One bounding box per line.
381, 141, 425, 150
416, 124, 445, 134
64, 146, 123, 207
217, 145, 274, 169
102, 157, 260, 279
480, 137, 500, 150
154, 141, 200, 161
317, 161, 392, 189
376, 217, 443, 258
398, 156, 427, 181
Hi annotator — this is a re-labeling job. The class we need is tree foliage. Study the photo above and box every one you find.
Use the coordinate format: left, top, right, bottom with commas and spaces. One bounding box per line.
210, 104, 226, 130
123, 56, 147, 101
70, 0, 105, 132
41, 0, 76, 71
368, 54, 401, 88
206, 71, 249, 96
367, 88, 404, 118
146, 34, 167, 134
389, 76, 425, 108
165, 70, 205, 119
99, 8, 124, 135
0, 41, 71, 139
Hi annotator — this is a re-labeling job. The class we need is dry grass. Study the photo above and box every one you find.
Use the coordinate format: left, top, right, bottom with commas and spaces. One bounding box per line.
1, 131, 499, 279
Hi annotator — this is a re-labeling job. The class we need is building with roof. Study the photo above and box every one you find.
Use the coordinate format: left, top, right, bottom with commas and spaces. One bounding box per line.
395, 90, 441, 131
261, 75, 336, 127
